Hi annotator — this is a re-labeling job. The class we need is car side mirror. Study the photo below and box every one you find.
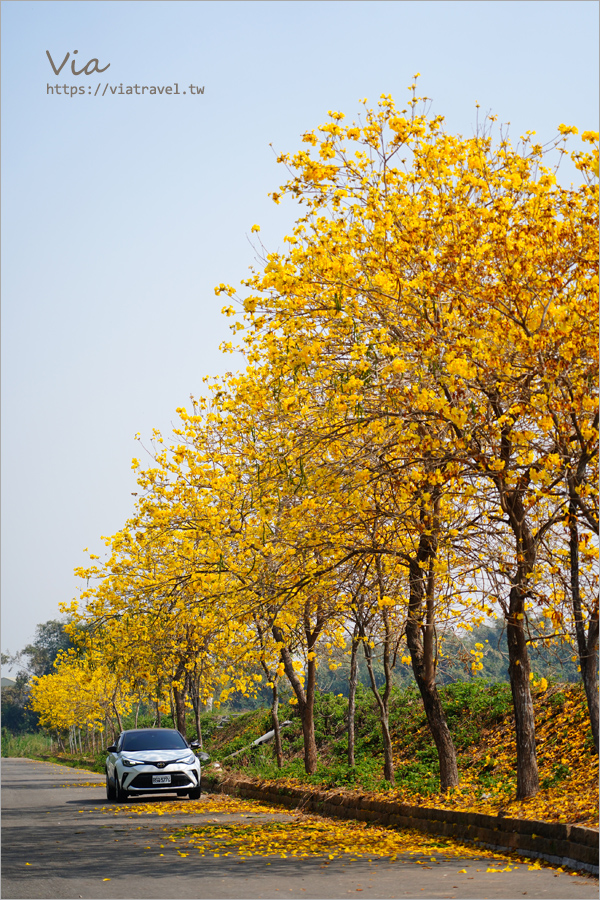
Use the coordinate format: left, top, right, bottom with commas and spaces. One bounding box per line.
189, 739, 200, 749
107, 744, 117, 753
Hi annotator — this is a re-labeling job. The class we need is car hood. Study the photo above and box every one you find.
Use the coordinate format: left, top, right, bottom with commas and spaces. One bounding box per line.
120, 749, 195, 763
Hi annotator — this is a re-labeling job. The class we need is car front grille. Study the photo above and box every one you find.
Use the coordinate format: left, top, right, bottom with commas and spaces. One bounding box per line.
130, 771, 193, 789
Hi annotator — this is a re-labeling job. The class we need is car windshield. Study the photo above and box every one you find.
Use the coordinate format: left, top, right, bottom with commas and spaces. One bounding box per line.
120, 730, 188, 752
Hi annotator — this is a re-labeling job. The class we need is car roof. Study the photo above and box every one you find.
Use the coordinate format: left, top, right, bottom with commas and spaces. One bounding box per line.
120, 728, 180, 734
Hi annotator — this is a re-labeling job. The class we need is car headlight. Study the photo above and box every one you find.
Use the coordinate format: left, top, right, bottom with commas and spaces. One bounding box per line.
122, 758, 145, 767
175, 753, 197, 765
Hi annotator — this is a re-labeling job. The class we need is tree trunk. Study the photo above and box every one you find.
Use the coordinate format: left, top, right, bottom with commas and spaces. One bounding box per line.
347, 625, 360, 768
173, 684, 187, 738
580, 626, 599, 755
503, 490, 539, 799
302, 653, 318, 774
169, 687, 176, 726
271, 677, 283, 768
360, 566, 396, 785
406, 544, 459, 791
489, 410, 539, 798
155, 683, 163, 728
362, 640, 395, 784
569, 491, 599, 752
105, 713, 117, 743
272, 624, 319, 774
112, 701, 123, 733
259, 656, 283, 768
190, 683, 204, 748
506, 590, 539, 798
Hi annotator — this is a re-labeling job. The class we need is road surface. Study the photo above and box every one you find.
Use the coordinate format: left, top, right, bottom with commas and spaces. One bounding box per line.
2, 758, 597, 899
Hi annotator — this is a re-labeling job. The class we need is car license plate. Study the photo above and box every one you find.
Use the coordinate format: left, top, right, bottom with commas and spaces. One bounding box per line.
152, 774, 171, 785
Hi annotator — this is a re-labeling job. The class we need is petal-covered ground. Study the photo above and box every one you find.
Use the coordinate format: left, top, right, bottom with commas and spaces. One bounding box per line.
88, 794, 574, 874
166, 814, 519, 866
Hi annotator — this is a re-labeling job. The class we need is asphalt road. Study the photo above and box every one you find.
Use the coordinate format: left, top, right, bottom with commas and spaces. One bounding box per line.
2, 758, 598, 900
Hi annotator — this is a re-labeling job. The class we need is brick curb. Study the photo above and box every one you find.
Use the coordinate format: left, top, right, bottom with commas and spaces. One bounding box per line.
202, 774, 599, 875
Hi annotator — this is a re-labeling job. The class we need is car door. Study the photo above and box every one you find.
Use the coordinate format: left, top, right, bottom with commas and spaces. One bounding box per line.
106, 733, 122, 784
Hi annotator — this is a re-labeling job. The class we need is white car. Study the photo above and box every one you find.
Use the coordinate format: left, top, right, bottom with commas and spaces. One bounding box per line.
105, 728, 206, 801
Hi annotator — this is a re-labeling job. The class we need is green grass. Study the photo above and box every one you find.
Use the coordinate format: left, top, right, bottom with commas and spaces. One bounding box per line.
1, 729, 106, 773
1, 730, 52, 758
205, 680, 518, 794
38, 752, 106, 774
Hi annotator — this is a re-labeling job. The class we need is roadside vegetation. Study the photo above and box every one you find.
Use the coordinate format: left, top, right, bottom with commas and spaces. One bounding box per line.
202, 681, 598, 827
0, 731, 51, 759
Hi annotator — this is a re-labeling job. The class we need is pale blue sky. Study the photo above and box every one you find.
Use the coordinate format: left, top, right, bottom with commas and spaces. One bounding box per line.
2, 0, 598, 661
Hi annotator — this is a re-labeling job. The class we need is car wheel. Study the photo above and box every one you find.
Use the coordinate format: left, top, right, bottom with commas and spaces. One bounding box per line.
115, 776, 129, 802
106, 771, 116, 801
188, 786, 201, 800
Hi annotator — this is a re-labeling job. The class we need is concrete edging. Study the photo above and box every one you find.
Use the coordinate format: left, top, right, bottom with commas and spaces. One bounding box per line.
202, 775, 599, 875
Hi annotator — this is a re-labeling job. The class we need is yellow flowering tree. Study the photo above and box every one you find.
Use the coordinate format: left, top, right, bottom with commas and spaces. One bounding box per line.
219, 86, 598, 795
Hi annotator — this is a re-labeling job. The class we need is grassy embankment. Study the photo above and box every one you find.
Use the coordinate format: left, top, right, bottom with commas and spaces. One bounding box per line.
204, 680, 598, 828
